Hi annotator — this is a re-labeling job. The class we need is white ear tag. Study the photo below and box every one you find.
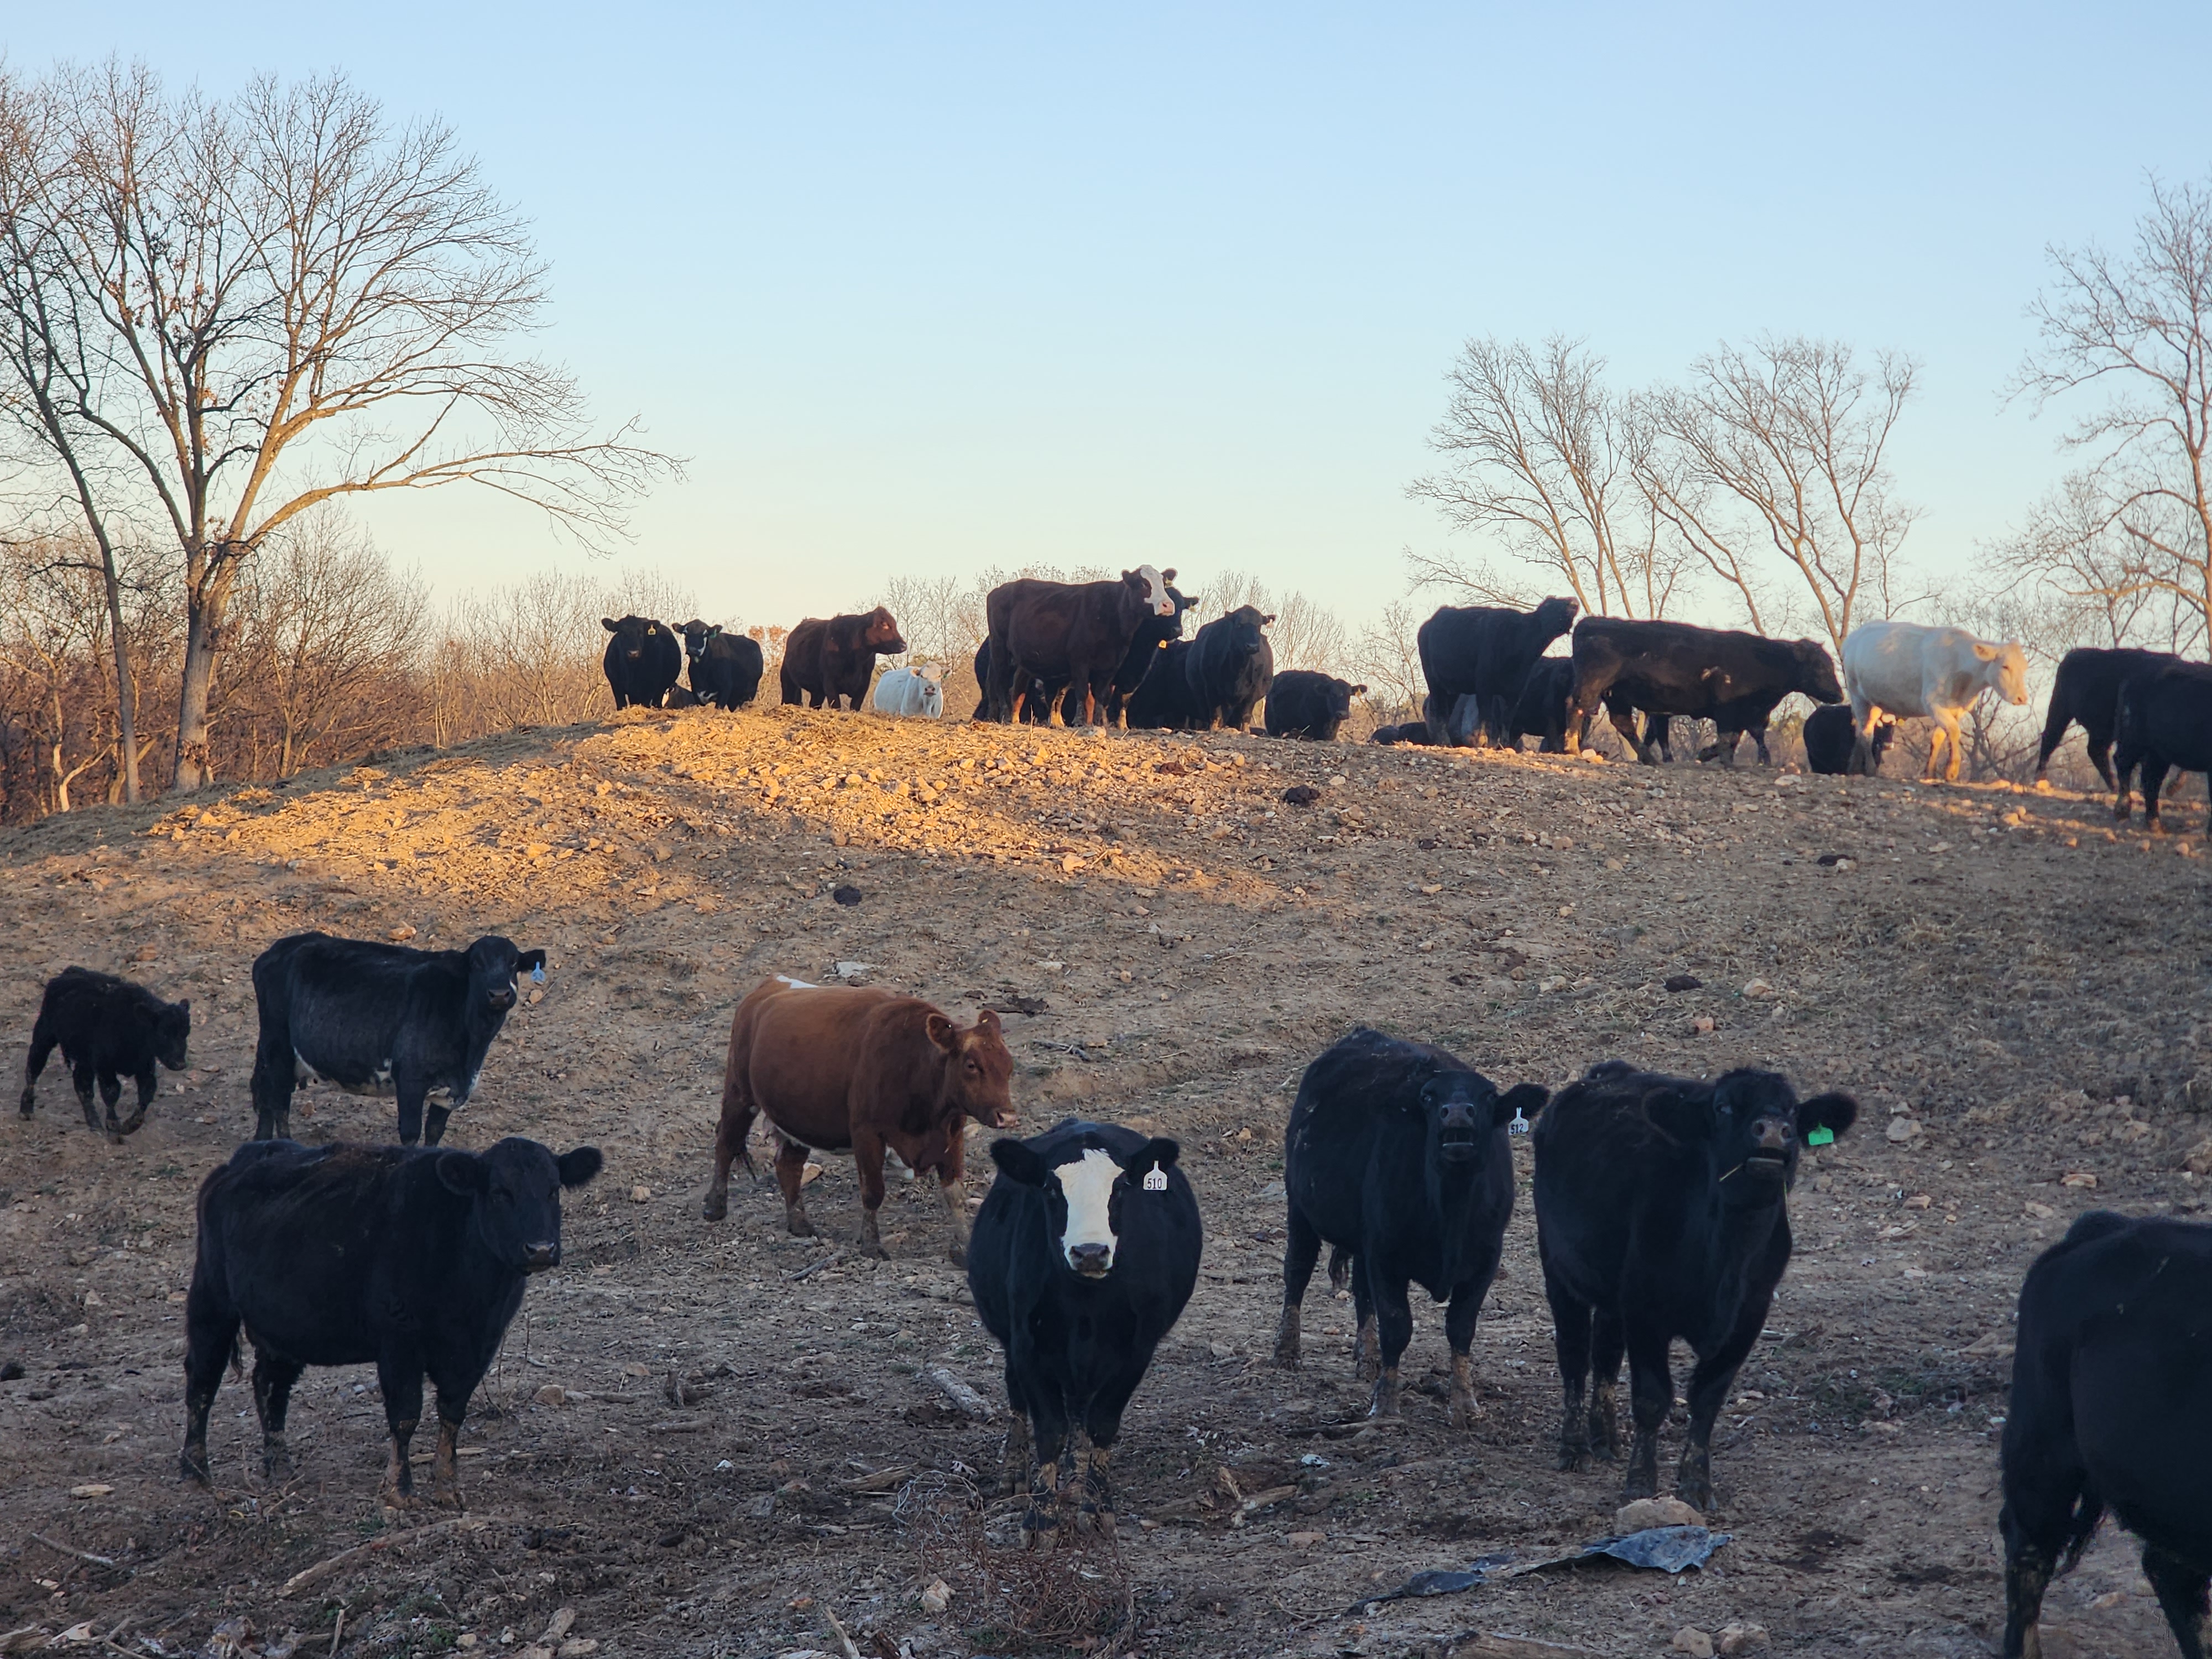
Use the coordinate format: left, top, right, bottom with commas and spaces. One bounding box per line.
1142, 1162, 1167, 1192
1508, 1108, 1530, 1136
531, 964, 547, 985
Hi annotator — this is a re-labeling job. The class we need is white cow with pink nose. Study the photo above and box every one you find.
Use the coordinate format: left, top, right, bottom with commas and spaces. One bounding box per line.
1841, 619, 2029, 782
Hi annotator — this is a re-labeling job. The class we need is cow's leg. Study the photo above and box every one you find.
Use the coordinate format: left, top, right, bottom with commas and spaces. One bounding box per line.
250, 1020, 295, 1142
180, 1286, 238, 1484
2035, 704, 2072, 782
1849, 697, 1881, 776
1750, 722, 1773, 766
1443, 1268, 1495, 1430
2085, 731, 2116, 791
1363, 1256, 1414, 1421
1931, 709, 1964, 782
2143, 757, 2172, 832
2141, 1546, 2210, 1659
1604, 698, 1650, 765
1544, 1270, 1595, 1472
97, 1070, 125, 1140
998, 1355, 1038, 1498
377, 1352, 426, 1508
935, 1130, 971, 1266
251, 1352, 305, 1480
702, 1084, 760, 1222
427, 1374, 474, 1510
1272, 1206, 1323, 1369
1349, 1262, 1379, 1385
853, 1129, 890, 1259
1675, 1294, 1769, 1510
20, 1014, 55, 1118
1021, 1373, 1072, 1550
1621, 1319, 1673, 1500
119, 1065, 156, 1136
1588, 1309, 1625, 1462
775, 1135, 815, 1238
1075, 1368, 1145, 1538
1711, 728, 1740, 767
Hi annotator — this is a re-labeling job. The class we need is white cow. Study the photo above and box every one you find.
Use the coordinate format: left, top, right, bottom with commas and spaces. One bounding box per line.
872, 664, 946, 718
1840, 620, 2028, 782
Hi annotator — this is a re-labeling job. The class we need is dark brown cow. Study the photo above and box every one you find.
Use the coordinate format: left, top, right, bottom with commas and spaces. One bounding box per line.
700, 977, 1016, 1262
780, 607, 906, 709
983, 566, 1176, 725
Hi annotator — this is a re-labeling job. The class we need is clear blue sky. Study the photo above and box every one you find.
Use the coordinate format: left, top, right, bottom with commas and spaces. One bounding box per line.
8, 3, 2209, 633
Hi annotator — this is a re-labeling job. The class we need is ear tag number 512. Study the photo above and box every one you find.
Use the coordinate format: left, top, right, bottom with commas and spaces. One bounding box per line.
1508, 1108, 1530, 1136
1142, 1163, 1168, 1192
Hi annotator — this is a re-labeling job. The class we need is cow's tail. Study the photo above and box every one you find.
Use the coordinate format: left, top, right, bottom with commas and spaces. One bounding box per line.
2056, 1481, 2106, 1577
1327, 1246, 1353, 1294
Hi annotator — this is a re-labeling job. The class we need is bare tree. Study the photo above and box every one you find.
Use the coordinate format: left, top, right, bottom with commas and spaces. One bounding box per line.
1408, 336, 1686, 617
1201, 571, 1347, 674
1640, 336, 1918, 651
1354, 600, 1427, 719
0, 62, 675, 791
2005, 173, 2212, 655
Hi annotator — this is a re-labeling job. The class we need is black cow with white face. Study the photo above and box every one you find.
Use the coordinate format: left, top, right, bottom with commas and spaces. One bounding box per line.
967, 1119, 1201, 1546
1534, 1060, 1856, 1509
181, 1136, 601, 1507
601, 614, 682, 709
1274, 1029, 1548, 1427
249, 932, 546, 1146
677, 619, 765, 709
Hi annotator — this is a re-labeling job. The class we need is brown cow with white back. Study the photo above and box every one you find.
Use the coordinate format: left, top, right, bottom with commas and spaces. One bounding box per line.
700, 977, 1016, 1262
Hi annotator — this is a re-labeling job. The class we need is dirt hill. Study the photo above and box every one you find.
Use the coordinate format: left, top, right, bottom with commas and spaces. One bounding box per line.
2, 702, 2206, 1658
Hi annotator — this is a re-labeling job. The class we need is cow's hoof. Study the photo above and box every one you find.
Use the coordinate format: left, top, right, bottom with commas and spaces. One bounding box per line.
1077, 1506, 1117, 1540
860, 1238, 889, 1261
1271, 1343, 1300, 1370
430, 1489, 466, 1512
1556, 1448, 1589, 1473
785, 1214, 815, 1239
179, 1449, 210, 1485
263, 1446, 293, 1481
1448, 1399, 1481, 1431
1621, 1474, 1658, 1501
944, 1242, 967, 1267
700, 1193, 727, 1223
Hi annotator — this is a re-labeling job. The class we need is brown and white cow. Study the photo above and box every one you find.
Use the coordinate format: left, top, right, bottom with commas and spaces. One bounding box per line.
699, 977, 1016, 1262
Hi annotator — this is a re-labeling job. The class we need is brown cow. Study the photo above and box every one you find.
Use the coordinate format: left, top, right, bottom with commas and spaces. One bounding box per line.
700, 978, 1016, 1262
983, 566, 1176, 726
780, 607, 907, 709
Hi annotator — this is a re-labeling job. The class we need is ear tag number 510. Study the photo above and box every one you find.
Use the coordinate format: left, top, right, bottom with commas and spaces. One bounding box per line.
1142, 1163, 1168, 1192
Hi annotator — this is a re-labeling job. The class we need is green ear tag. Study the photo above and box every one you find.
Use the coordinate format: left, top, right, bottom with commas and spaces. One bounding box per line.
1806, 1126, 1835, 1147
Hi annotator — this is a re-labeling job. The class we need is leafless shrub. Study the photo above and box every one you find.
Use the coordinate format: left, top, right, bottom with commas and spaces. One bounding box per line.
896, 1471, 1133, 1651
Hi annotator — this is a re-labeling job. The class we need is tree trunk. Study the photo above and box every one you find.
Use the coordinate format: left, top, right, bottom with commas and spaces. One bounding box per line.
105, 568, 140, 805
174, 585, 229, 792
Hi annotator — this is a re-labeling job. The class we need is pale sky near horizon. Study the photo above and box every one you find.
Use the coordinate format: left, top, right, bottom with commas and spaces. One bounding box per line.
7, 4, 2209, 639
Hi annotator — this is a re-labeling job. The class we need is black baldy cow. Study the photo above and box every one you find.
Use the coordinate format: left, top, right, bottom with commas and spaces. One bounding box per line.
1274, 1030, 1548, 1426
250, 933, 546, 1145
968, 1120, 1200, 1547
1533, 1060, 1855, 1509
20, 968, 190, 1141
2001, 1211, 2212, 1659
677, 620, 766, 709
182, 1136, 601, 1506
601, 615, 682, 709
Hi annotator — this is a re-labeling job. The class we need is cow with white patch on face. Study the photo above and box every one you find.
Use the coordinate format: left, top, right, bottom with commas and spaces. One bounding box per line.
967, 1119, 1202, 1547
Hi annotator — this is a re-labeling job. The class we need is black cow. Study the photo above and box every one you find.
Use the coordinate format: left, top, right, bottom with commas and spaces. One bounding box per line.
1802, 702, 1893, 775
1368, 721, 1436, 746
249, 932, 546, 1146
1533, 1060, 1856, 1507
1123, 639, 1203, 730
1418, 597, 1579, 747
1503, 658, 1584, 752
2000, 1211, 2212, 1659
972, 579, 1200, 728
20, 968, 190, 1141
968, 1119, 1200, 1545
181, 1136, 602, 1505
1566, 618, 1844, 766
1185, 606, 1275, 730
2115, 660, 2212, 832
1265, 670, 1368, 740
1273, 1030, 1549, 1426
601, 615, 682, 710
2038, 646, 2178, 789
678, 620, 766, 709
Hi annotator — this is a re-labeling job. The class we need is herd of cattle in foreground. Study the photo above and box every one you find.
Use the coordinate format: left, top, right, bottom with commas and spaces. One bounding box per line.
606, 567, 2212, 827
15, 899, 2212, 1656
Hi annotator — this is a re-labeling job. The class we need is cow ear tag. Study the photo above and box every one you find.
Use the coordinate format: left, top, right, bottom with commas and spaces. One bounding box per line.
1142, 1162, 1168, 1192
1806, 1126, 1835, 1147
531, 964, 547, 985
1508, 1108, 1530, 1136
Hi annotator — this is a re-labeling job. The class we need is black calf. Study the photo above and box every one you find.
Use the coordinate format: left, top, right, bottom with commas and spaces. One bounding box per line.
20, 968, 190, 1141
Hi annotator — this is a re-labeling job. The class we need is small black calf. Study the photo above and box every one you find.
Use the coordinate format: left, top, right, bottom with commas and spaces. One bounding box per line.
20, 968, 190, 1141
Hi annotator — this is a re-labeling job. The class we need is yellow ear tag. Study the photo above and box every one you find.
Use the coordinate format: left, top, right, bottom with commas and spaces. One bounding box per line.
1142, 1162, 1167, 1192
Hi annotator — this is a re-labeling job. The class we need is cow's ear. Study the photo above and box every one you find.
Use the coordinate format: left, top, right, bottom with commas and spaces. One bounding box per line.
172, 999, 191, 1021
1352, 684, 1368, 696
1797, 1093, 1858, 1140
1491, 1083, 1548, 1130
1264, 613, 1277, 625
925, 1012, 959, 1054
1641, 1084, 1715, 1142
1160, 567, 1176, 582
518, 949, 547, 973
436, 1151, 488, 1196
602, 617, 619, 632
973, 1007, 1003, 1037
1119, 1136, 1180, 1180
1973, 641, 2000, 662
991, 1139, 1048, 1186
557, 1146, 604, 1189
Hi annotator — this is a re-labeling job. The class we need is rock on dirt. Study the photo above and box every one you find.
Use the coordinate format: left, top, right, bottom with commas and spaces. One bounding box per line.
1673, 1629, 1715, 1657
1718, 1623, 1771, 1655
1616, 1496, 1704, 1531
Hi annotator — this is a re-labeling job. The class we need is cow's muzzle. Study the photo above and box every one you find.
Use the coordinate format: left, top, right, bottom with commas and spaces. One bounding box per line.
523, 1242, 560, 1272
1068, 1243, 1111, 1278
488, 987, 517, 1010
1743, 1123, 1791, 1177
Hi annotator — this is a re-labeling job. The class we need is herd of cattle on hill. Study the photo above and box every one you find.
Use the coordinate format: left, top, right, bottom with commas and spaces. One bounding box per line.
604, 565, 2212, 826
13, 562, 2212, 1657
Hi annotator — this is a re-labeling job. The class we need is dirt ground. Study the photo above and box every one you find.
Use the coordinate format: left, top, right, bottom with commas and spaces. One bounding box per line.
3, 700, 2208, 1659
